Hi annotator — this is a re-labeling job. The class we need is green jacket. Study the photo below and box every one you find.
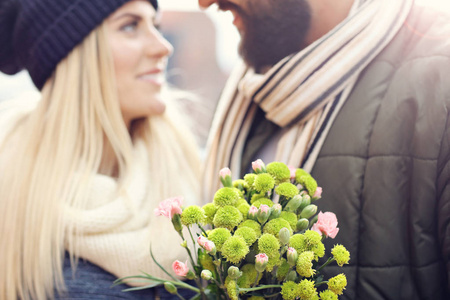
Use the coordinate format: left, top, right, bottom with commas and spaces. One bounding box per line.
313, 5, 450, 299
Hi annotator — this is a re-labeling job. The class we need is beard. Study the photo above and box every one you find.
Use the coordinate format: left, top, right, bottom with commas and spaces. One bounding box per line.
225, 0, 312, 72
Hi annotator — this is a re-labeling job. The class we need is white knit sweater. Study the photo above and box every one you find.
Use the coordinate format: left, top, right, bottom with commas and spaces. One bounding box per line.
0, 94, 190, 284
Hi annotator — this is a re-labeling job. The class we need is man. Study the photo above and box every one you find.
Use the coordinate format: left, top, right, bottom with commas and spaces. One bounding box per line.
199, 0, 450, 299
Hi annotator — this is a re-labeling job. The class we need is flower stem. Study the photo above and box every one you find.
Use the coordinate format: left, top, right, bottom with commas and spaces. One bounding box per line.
175, 292, 187, 300
239, 284, 282, 293
315, 280, 329, 287
213, 259, 225, 289
317, 257, 335, 273
252, 271, 260, 287
187, 227, 197, 250
198, 225, 209, 237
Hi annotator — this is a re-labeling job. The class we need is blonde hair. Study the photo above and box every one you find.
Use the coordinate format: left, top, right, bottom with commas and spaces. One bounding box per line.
0, 22, 200, 300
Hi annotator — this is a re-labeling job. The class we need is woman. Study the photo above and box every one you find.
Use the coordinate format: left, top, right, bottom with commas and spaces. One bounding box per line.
0, 0, 200, 299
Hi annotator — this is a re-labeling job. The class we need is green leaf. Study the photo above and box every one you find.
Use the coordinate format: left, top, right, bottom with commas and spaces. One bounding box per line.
121, 282, 162, 292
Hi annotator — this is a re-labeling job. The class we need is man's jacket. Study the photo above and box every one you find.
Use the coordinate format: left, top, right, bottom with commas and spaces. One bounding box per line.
313, 5, 450, 299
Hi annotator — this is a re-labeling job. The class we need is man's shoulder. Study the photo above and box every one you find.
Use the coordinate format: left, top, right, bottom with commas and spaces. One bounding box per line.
377, 3, 450, 67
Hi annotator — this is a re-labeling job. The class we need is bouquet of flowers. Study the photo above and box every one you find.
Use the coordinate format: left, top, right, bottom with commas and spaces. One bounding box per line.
115, 160, 350, 300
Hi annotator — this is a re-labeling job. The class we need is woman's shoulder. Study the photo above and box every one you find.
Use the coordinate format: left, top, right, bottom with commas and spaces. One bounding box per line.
0, 90, 40, 115
0, 91, 40, 143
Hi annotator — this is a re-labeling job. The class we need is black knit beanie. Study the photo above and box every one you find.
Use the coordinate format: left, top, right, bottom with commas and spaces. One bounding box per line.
0, 0, 158, 90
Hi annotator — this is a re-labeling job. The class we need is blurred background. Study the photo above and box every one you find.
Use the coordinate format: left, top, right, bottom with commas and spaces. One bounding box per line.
1, 0, 449, 143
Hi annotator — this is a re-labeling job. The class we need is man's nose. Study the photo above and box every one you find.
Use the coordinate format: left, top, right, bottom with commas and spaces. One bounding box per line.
198, 0, 217, 9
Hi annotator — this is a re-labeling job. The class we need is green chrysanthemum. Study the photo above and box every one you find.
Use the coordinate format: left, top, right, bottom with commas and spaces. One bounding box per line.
251, 198, 274, 208
289, 234, 306, 253
295, 172, 318, 198
213, 187, 240, 207
319, 290, 338, 300
281, 281, 300, 300
207, 228, 231, 251
237, 264, 261, 288
254, 173, 275, 193
276, 259, 291, 281
238, 220, 262, 237
225, 277, 239, 300
294, 168, 310, 183
250, 193, 266, 204
331, 244, 350, 267
310, 242, 326, 261
198, 250, 215, 272
290, 231, 325, 261
298, 279, 318, 300
202, 203, 218, 225
266, 162, 291, 184
280, 211, 298, 230
263, 218, 293, 238
296, 251, 315, 277
181, 205, 206, 226
258, 233, 281, 257
327, 274, 347, 295
221, 236, 249, 264
213, 205, 243, 230
275, 182, 299, 199
236, 198, 248, 207
233, 179, 249, 191
234, 227, 258, 246
248, 296, 265, 300
244, 173, 257, 187
258, 233, 281, 271
304, 230, 322, 246
237, 202, 250, 221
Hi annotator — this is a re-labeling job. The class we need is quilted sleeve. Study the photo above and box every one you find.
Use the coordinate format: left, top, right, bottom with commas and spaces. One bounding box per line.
437, 109, 450, 295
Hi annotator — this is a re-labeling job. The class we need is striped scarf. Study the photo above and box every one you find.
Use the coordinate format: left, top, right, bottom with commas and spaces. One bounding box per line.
202, 0, 413, 200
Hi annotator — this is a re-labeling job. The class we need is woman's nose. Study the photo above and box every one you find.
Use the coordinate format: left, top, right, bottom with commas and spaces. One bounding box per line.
198, 0, 217, 9
147, 30, 173, 58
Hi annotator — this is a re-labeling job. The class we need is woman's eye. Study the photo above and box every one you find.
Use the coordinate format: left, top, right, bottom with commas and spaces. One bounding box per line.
120, 21, 138, 32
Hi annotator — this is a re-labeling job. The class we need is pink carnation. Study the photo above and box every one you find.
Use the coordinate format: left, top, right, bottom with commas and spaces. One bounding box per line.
172, 260, 189, 276
219, 167, 231, 178
313, 187, 323, 199
259, 204, 270, 214
197, 236, 208, 247
204, 241, 215, 252
154, 196, 183, 219
255, 253, 269, 264
311, 211, 339, 239
248, 205, 258, 217
288, 165, 296, 180
252, 159, 265, 172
